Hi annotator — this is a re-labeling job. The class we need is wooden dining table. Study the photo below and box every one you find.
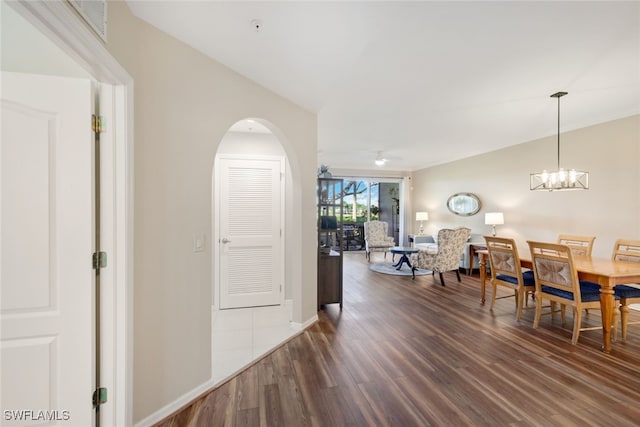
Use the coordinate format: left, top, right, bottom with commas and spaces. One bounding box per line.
477, 250, 640, 353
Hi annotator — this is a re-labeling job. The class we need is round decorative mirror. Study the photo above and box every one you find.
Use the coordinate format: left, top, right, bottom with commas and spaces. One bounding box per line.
447, 193, 481, 216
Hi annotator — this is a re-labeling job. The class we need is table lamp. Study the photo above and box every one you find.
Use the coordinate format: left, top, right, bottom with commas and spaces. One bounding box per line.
485, 212, 504, 237
416, 212, 429, 235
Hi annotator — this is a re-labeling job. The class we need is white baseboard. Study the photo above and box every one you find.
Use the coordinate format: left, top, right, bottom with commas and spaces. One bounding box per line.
291, 313, 318, 331
630, 303, 640, 312
134, 378, 216, 427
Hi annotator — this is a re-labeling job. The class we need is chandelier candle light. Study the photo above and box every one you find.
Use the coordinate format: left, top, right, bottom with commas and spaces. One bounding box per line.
485, 212, 504, 237
530, 92, 589, 191
416, 212, 429, 235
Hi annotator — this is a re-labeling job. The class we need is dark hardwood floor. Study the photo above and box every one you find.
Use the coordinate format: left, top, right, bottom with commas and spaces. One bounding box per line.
155, 252, 640, 426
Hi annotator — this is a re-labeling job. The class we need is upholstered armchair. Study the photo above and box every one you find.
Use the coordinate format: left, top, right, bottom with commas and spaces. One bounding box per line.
411, 227, 471, 283
364, 220, 395, 262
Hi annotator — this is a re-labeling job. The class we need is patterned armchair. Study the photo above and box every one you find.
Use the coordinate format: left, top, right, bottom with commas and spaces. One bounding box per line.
411, 227, 471, 283
364, 220, 395, 262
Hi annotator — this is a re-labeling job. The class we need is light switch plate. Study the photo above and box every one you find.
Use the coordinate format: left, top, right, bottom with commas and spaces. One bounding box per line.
193, 234, 205, 252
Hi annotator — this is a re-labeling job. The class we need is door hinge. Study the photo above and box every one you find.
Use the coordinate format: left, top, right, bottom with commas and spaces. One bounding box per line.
92, 114, 105, 133
93, 387, 107, 408
93, 251, 107, 270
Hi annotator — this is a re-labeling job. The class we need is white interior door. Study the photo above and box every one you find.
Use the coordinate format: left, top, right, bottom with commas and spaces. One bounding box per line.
218, 157, 282, 309
1, 71, 94, 426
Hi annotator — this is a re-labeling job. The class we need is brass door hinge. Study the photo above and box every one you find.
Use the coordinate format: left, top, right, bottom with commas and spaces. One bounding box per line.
93, 252, 107, 270
93, 387, 107, 408
92, 114, 105, 133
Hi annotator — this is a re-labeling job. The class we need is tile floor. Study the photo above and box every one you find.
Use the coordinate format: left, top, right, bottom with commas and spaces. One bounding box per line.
211, 303, 297, 384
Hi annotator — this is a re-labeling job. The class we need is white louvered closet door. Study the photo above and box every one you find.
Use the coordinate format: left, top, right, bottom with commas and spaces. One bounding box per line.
219, 157, 282, 309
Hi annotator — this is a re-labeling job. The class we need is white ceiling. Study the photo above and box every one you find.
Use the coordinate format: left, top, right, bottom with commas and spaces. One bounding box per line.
126, 1, 640, 172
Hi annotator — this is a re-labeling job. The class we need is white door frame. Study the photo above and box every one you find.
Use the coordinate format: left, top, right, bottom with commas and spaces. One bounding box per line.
8, 2, 135, 426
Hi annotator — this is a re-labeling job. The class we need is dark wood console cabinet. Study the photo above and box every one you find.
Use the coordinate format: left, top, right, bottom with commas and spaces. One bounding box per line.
317, 178, 343, 309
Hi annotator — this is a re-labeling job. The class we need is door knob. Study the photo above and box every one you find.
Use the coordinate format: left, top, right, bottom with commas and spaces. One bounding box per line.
221, 238, 231, 244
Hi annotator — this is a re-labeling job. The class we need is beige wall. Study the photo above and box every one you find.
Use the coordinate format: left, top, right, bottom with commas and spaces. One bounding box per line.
104, 2, 317, 422
411, 115, 640, 258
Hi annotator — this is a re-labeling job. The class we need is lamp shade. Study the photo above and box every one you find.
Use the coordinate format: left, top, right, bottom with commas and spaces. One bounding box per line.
485, 212, 504, 225
416, 212, 429, 221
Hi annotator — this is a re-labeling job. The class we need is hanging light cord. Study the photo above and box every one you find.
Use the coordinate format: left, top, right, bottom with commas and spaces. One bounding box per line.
556, 94, 560, 170
551, 91, 567, 170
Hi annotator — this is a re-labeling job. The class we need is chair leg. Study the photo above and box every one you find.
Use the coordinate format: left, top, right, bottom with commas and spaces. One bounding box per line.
534, 296, 542, 328
366, 250, 370, 262
516, 290, 524, 320
621, 300, 629, 341
571, 307, 582, 345
412, 267, 416, 280
612, 305, 620, 342
455, 270, 461, 282
438, 272, 446, 286
490, 281, 497, 311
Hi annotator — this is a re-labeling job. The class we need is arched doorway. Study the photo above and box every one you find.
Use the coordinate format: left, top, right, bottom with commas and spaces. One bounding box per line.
211, 118, 296, 383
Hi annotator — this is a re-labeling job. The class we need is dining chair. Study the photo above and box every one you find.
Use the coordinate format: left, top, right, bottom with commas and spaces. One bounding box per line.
557, 234, 596, 257
612, 238, 640, 341
363, 220, 395, 262
411, 227, 470, 283
527, 241, 618, 345
484, 236, 536, 320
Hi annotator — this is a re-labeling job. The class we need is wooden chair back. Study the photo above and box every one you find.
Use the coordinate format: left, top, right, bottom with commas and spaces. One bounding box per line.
557, 234, 595, 257
485, 236, 524, 282
611, 239, 640, 263
529, 241, 582, 303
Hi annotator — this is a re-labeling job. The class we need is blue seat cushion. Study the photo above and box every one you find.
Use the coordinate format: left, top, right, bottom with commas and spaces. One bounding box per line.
496, 270, 535, 286
615, 285, 640, 298
540, 280, 615, 303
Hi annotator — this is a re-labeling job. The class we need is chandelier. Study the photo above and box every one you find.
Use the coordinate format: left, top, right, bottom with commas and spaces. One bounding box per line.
530, 92, 589, 191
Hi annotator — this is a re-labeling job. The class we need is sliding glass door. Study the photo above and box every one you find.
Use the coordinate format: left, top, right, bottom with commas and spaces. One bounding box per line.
340, 179, 402, 250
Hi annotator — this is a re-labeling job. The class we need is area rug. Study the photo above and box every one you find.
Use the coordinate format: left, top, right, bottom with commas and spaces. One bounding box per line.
369, 262, 431, 277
